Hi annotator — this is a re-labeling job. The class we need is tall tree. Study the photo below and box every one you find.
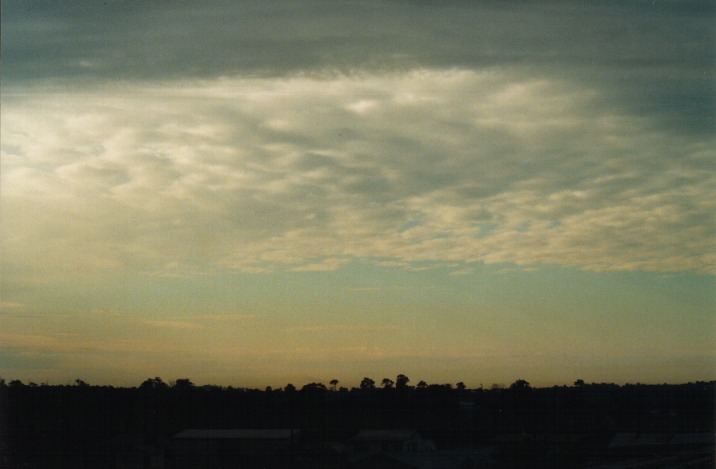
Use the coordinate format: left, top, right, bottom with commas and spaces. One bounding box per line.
139, 377, 168, 390
173, 378, 194, 390
509, 379, 531, 391
360, 377, 375, 390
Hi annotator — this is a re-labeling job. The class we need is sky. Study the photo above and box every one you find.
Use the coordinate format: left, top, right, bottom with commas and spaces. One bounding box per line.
1, 0, 714, 389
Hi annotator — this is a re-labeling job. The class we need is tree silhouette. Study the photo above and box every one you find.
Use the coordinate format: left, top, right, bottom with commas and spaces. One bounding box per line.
301, 382, 327, 392
360, 377, 375, 390
381, 378, 394, 389
139, 377, 168, 390
330, 379, 339, 391
173, 378, 194, 390
509, 379, 531, 391
396, 374, 410, 389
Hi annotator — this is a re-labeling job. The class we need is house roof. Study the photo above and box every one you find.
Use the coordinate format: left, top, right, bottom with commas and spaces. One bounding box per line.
670, 433, 714, 446
352, 430, 418, 442
172, 429, 298, 440
608, 433, 673, 448
385, 451, 478, 469
492, 433, 533, 443
353, 451, 481, 469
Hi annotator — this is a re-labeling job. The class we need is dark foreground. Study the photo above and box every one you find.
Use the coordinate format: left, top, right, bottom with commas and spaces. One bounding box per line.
1, 378, 713, 468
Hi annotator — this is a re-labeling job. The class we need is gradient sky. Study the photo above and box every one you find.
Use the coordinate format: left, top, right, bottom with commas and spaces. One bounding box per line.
1, 0, 714, 388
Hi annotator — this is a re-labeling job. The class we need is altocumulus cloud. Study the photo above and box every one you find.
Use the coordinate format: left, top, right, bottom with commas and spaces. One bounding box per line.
2, 68, 713, 280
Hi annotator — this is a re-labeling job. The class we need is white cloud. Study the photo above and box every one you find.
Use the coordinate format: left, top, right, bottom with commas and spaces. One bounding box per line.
2, 68, 713, 285
140, 319, 206, 330
286, 324, 400, 333
287, 257, 352, 272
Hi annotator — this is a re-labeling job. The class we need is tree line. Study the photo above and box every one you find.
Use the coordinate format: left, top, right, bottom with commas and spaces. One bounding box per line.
1, 376, 713, 467
1, 374, 540, 392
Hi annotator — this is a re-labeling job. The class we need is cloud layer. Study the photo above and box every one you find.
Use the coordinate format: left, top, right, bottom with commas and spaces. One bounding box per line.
3, 68, 713, 284
4, 1, 713, 131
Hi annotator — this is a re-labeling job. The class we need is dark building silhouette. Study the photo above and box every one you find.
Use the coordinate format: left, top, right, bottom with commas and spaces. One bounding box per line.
167, 429, 300, 468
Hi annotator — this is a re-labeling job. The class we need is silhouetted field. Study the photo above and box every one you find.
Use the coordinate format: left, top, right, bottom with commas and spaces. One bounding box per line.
1, 377, 713, 468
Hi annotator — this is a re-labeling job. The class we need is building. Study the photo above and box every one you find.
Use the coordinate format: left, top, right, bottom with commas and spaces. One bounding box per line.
352, 430, 435, 454
166, 429, 300, 468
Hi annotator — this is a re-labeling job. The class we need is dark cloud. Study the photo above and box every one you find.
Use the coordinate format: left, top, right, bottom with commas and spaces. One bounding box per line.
5, 1, 712, 78
3, 0, 713, 134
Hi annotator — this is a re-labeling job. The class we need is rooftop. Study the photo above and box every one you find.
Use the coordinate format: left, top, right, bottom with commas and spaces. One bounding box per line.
172, 429, 298, 440
352, 430, 419, 442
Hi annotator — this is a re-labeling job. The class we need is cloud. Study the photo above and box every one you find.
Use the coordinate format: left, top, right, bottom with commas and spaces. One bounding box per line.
0, 332, 186, 354
3, 1, 712, 135
287, 258, 352, 272
1, 68, 714, 288
0, 301, 25, 311
286, 324, 400, 333
449, 268, 474, 276
140, 319, 206, 330
200, 314, 255, 322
